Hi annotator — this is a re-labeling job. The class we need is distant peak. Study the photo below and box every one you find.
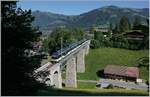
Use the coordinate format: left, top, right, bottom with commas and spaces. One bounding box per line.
102, 5, 119, 9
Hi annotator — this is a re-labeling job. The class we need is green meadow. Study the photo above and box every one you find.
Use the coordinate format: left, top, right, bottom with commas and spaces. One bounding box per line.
77, 48, 149, 81
37, 88, 148, 96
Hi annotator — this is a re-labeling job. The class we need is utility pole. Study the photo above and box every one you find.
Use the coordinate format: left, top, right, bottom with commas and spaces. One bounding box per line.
61, 37, 63, 57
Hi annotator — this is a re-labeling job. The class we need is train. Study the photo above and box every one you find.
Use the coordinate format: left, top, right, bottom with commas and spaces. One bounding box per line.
51, 39, 87, 62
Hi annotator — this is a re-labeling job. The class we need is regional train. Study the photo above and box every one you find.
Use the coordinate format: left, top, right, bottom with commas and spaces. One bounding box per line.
51, 39, 87, 63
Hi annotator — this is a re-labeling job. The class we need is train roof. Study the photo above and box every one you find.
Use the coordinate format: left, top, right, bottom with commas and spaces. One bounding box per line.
52, 39, 87, 56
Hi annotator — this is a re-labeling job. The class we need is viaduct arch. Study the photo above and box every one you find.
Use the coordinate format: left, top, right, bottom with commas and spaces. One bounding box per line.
34, 40, 90, 88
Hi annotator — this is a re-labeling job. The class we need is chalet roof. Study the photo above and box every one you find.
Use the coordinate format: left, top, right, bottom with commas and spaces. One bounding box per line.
104, 65, 139, 78
123, 31, 145, 41
124, 31, 145, 36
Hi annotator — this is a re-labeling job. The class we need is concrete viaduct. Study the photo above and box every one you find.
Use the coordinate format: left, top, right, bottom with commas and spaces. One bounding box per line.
34, 40, 91, 88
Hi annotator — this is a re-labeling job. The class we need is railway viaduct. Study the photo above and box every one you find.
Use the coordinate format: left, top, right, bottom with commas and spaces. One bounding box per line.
34, 40, 91, 88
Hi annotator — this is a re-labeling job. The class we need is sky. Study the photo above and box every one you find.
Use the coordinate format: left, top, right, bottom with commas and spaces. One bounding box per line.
18, 0, 149, 15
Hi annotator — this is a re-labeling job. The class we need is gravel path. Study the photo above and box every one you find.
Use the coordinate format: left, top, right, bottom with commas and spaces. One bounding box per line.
99, 79, 148, 90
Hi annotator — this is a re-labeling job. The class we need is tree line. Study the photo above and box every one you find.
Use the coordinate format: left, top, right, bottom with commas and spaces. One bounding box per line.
42, 27, 85, 54
91, 16, 149, 50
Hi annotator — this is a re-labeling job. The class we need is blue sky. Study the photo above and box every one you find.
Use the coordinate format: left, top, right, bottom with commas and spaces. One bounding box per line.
18, 1, 149, 15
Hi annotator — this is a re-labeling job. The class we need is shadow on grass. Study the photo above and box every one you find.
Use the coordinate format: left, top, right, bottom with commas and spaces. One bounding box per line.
36, 88, 149, 96
96, 69, 104, 78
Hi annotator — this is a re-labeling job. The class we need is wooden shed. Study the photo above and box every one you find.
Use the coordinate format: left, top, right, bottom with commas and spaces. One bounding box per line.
104, 65, 139, 82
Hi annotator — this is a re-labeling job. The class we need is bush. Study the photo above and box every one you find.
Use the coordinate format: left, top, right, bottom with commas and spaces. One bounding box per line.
90, 39, 100, 48
105, 84, 114, 89
104, 38, 113, 47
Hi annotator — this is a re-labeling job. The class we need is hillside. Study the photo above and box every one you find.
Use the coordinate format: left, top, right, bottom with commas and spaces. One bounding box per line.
32, 6, 149, 32
32, 11, 75, 31
77, 48, 149, 81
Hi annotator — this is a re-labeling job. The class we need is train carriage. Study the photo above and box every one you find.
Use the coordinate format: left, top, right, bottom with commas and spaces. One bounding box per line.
51, 39, 87, 62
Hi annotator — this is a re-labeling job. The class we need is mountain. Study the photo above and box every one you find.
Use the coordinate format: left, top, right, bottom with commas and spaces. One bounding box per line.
76, 6, 148, 28
32, 11, 72, 31
32, 6, 149, 32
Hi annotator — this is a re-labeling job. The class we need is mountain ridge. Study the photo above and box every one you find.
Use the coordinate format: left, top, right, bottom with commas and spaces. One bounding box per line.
32, 5, 149, 32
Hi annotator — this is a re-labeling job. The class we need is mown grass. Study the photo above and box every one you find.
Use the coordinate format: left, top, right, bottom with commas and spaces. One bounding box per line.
37, 87, 148, 96
77, 82, 96, 89
77, 48, 149, 80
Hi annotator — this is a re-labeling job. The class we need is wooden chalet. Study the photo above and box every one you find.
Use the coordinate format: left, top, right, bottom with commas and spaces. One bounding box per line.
104, 65, 139, 82
124, 30, 145, 41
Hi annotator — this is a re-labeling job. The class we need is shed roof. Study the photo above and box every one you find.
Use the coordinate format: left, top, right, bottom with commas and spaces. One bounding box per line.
104, 65, 139, 78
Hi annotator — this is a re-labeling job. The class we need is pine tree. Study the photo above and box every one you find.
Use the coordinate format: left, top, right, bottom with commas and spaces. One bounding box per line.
2, 1, 43, 95
119, 16, 130, 33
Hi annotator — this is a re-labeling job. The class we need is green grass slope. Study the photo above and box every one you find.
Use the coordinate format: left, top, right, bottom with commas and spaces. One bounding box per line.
37, 88, 148, 96
77, 48, 149, 80
77, 82, 96, 89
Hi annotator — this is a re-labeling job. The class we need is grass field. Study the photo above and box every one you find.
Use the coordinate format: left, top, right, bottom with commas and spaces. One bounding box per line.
77, 82, 96, 89
77, 48, 149, 80
37, 48, 149, 96
37, 88, 148, 96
